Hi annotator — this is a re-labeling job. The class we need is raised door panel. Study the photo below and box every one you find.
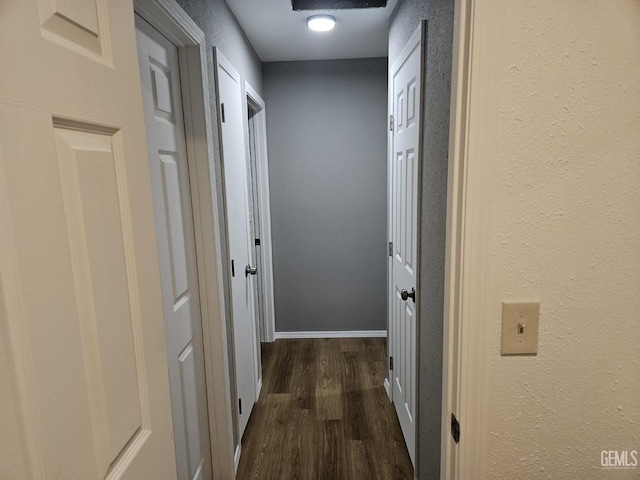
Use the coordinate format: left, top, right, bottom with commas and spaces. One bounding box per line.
159, 153, 190, 302
36, 0, 109, 61
54, 125, 145, 477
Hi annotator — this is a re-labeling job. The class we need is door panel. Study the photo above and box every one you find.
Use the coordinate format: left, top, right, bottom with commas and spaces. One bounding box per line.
389, 26, 422, 467
0, 1, 176, 478
215, 52, 259, 439
136, 17, 212, 480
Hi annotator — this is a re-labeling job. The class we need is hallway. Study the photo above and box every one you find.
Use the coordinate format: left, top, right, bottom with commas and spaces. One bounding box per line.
236, 338, 413, 479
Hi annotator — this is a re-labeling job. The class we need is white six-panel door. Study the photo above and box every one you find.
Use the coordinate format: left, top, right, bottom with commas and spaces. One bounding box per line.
135, 16, 212, 480
389, 23, 424, 467
0, 1, 177, 478
215, 51, 260, 440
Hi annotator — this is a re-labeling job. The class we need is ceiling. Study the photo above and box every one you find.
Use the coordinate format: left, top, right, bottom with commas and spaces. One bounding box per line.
226, 0, 398, 62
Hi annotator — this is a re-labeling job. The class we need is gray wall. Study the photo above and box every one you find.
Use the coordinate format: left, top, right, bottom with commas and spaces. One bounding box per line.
174, 0, 263, 449
263, 58, 388, 333
389, 0, 454, 478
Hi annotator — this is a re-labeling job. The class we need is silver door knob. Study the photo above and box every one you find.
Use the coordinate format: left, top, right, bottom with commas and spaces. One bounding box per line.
245, 265, 257, 277
400, 287, 415, 303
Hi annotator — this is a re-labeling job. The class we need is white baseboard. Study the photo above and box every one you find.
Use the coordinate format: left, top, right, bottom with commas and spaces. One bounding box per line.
234, 444, 241, 473
274, 330, 387, 339
384, 378, 392, 400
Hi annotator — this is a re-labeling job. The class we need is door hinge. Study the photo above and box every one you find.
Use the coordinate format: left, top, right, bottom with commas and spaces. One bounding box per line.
231, 259, 235, 277
255, 238, 261, 246
389, 114, 394, 132
451, 413, 460, 444
389, 356, 393, 370
239, 398, 242, 415
221, 103, 226, 123
388, 241, 393, 257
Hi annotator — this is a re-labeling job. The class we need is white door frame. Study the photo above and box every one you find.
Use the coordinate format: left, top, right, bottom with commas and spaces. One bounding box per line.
243, 83, 276, 344
440, 0, 505, 478
133, 2, 235, 478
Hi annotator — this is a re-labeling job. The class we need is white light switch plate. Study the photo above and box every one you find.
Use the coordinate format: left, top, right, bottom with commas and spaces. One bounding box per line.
501, 301, 540, 355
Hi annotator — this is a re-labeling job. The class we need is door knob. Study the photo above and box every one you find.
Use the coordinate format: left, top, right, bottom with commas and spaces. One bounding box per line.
245, 265, 257, 277
400, 287, 415, 303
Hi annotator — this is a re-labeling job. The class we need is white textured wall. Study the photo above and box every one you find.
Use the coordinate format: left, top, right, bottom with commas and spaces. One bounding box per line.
483, 1, 640, 478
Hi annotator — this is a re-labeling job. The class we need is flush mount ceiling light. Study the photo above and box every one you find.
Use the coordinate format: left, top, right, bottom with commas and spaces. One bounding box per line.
306, 14, 336, 32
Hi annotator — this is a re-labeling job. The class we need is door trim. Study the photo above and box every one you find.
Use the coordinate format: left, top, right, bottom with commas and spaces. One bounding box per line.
133, 2, 235, 478
387, 20, 427, 479
243, 82, 276, 344
440, 0, 505, 479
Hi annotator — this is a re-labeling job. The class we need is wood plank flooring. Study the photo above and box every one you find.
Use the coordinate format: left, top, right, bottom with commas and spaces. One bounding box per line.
236, 338, 413, 480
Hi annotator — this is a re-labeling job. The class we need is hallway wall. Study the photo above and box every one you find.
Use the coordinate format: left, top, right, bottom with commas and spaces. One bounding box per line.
388, 0, 455, 478
478, 1, 640, 478
263, 58, 388, 333
174, 0, 263, 450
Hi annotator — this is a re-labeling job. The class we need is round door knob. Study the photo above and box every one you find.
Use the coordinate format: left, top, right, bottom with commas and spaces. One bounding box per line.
400, 287, 415, 303
245, 265, 257, 277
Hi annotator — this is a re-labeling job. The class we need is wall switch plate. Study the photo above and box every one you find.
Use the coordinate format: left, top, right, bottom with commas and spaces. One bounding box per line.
501, 301, 540, 355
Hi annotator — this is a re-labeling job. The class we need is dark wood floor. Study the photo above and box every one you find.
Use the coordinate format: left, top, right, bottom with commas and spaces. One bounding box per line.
236, 338, 413, 480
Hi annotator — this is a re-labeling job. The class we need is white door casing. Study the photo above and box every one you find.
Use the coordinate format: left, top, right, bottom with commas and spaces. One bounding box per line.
247, 107, 264, 348
388, 22, 425, 468
0, 1, 177, 478
135, 16, 212, 480
244, 83, 276, 344
215, 50, 259, 439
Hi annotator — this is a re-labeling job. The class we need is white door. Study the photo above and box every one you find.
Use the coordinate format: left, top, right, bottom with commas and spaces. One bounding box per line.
0, 1, 177, 479
135, 17, 212, 480
389, 24, 424, 467
215, 51, 259, 438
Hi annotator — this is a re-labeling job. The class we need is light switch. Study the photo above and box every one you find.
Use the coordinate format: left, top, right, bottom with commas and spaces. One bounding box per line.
501, 301, 540, 355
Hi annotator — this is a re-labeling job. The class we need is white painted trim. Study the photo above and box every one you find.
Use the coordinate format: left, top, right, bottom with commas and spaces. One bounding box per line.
274, 330, 387, 339
440, 0, 505, 479
245, 82, 265, 109
244, 82, 276, 344
440, 1, 471, 477
133, 2, 235, 479
216, 50, 241, 83
386, 43, 394, 405
234, 444, 242, 473
134, 0, 203, 44
384, 377, 392, 400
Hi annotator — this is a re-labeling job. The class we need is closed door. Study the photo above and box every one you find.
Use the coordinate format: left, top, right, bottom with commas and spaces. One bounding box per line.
0, 1, 177, 478
389, 25, 423, 467
215, 51, 259, 439
135, 16, 212, 480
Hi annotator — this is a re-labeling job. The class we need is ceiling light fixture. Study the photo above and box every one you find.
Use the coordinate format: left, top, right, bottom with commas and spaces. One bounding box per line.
306, 14, 336, 32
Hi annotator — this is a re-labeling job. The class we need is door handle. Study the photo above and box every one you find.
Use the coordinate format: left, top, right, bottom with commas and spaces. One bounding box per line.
400, 287, 415, 303
245, 265, 257, 277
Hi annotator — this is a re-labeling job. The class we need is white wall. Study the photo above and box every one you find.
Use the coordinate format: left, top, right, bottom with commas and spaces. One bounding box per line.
479, 1, 640, 477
